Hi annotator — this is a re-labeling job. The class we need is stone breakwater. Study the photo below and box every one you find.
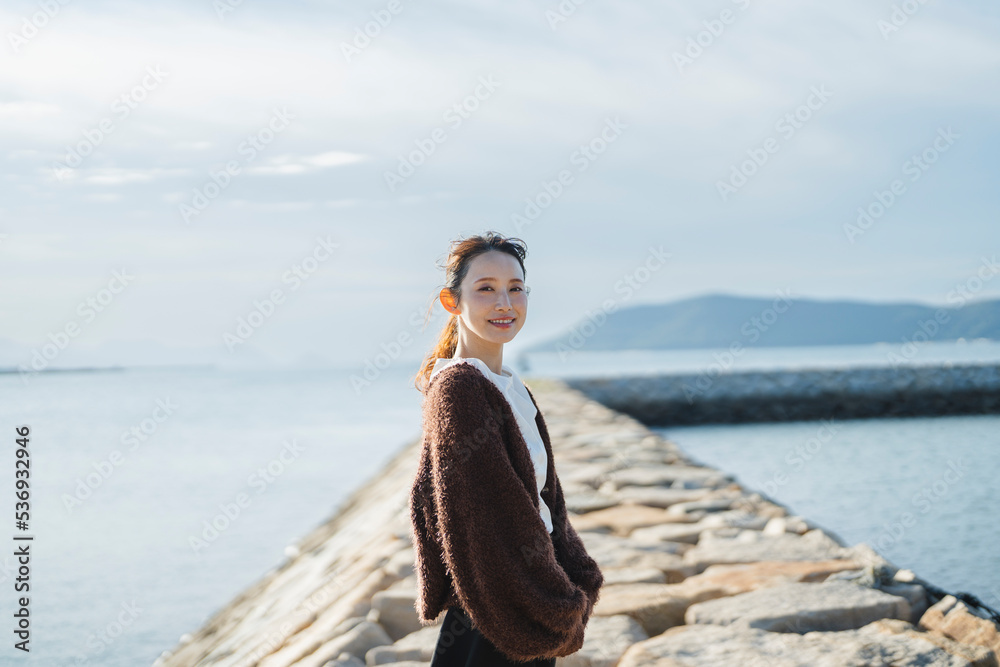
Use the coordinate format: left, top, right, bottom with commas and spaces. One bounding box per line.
155, 377, 1000, 667
563, 362, 1000, 425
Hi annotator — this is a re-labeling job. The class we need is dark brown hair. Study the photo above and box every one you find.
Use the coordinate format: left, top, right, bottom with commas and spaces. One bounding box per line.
413, 231, 529, 394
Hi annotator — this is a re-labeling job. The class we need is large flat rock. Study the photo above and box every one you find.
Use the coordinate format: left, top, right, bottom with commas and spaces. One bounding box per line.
595, 560, 863, 637
682, 528, 849, 573
685, 580, 911, 633
617, 619, 991, 667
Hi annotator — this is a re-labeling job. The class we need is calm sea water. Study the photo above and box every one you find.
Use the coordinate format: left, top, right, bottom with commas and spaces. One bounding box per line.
0, 365, 425, 666
0, 341, 996, 664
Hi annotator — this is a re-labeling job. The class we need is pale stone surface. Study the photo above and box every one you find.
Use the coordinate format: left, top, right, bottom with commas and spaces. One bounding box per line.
320, 653, 365, 667
291, 621, 391, 667
592, 582, 691, 635
920, 595, 1000, 660
383, 547, 416, 579
672, 559, 863, 597
557, 614, 648, 667
259, 567, 399, 667
580, 531, 695, 581
682, 528, 850, 573
825, 561, 931, 624
617, 620, 979, 667
666, 494, 740, 516
365, 624, 440, 665
594, 560, 863, 636
696, 507, 771, 530
563, 491, 620, 514
870, 618, 997, 667
763, 515, 814, 535
685, 580, 912, 633
604, 465, 734, 490
628, 521, 706, 544
370, 577, 421, 641
629, 509, 771, 544
607, 486, 714, 508
572, 503, 692, 534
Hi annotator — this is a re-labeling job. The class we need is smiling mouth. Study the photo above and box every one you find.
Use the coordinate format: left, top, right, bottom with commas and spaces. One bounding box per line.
488, 318, 515, 328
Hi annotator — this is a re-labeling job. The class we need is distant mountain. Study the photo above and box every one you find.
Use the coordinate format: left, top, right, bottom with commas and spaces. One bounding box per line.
523, 293, 1000, 353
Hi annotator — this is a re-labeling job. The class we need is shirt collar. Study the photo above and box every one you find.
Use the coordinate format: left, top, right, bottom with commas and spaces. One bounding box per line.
431, 356, 536, 420
431, 356, 516, 382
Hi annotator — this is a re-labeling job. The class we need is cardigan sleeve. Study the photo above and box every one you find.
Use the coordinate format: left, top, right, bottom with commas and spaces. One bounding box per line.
423, 369, 590, 660
524, 385, 605, 622
548, 471, 605, 621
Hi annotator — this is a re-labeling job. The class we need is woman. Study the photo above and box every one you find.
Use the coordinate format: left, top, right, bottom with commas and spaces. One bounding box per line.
409, 231, 604, 666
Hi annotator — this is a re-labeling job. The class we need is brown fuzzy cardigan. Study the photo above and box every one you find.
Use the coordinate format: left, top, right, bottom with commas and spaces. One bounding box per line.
409, 360, 604, 661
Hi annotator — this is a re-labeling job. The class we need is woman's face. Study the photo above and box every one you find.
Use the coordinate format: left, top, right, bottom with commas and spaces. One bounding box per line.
446, 250, 527, 345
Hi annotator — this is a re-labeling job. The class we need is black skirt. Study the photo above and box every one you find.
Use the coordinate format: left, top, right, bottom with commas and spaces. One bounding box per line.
429, 605, 557, 667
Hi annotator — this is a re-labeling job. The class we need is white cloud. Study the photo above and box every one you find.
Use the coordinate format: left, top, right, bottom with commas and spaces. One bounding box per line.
398, 192, 460, 205
227, 200, 316, 211
84, 193, 124, 202
7, 149, 43, 160
0, 101, 60, 118
247, 151, 368, 175
324, 199, 365, 208
173, 140, 213, 151
78, 167, 190, 186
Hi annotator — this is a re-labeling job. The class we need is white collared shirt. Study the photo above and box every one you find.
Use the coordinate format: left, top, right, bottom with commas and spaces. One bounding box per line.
430, 356, 554, 533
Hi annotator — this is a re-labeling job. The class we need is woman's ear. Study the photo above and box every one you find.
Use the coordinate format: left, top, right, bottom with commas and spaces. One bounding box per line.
440, 287, 459, 315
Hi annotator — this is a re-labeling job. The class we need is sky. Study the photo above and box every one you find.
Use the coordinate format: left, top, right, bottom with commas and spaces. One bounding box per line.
1, 0, 998, 370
